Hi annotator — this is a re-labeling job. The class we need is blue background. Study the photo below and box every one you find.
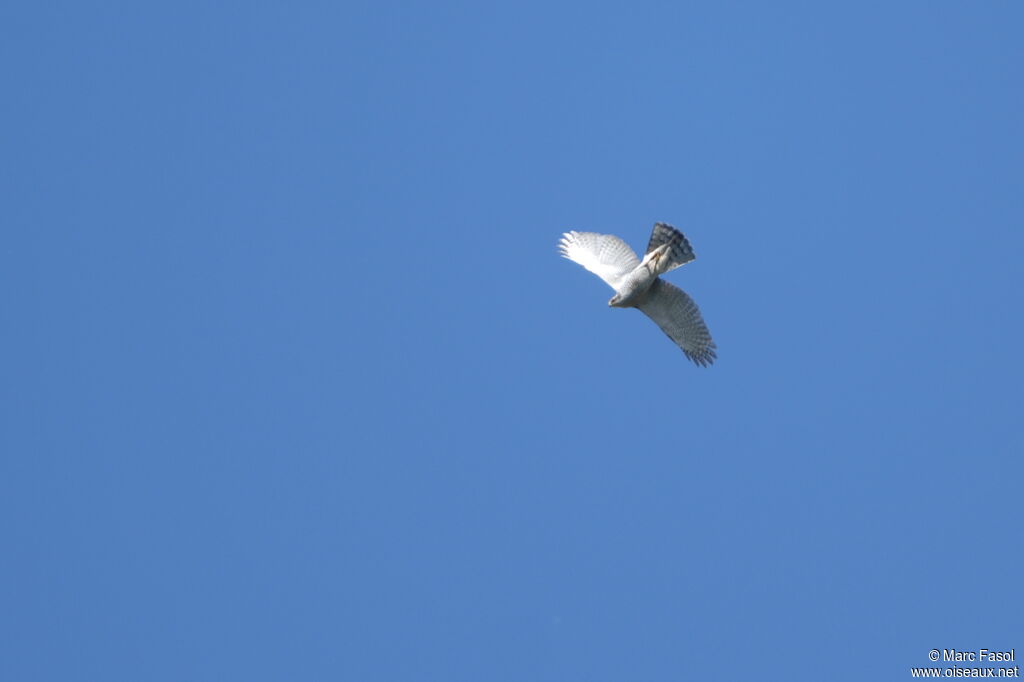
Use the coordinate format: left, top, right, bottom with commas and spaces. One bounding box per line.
4, 2, 1021, 680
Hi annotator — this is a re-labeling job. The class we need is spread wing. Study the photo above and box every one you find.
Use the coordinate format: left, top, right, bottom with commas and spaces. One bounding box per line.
558, 231, 640, 290
637, 279, 717, 366
645, 222, 695, 274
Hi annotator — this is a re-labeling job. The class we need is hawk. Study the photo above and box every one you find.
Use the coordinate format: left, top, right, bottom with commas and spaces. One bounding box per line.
559, 222, 717, 366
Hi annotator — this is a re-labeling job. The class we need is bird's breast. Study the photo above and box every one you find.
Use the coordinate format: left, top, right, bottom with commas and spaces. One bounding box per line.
612, 270, 657, 308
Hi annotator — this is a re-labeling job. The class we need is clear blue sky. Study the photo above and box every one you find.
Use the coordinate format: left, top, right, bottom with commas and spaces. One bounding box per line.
4, 2, 1022, 680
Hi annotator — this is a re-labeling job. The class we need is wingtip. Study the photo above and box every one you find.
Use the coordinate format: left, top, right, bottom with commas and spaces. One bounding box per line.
557, 231, 578, 257
684, 347, 717, 367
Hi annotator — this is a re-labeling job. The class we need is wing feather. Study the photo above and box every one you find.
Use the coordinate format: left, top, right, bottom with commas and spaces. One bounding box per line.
558, 231, 640, 290
637, 279, 717, 366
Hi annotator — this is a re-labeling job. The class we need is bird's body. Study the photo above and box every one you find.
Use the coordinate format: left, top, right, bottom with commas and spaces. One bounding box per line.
559, 222, 716, 366
608, 244, 670, 308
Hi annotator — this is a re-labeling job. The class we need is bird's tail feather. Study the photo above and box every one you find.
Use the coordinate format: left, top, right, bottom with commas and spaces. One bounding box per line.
646, 223, 695, 274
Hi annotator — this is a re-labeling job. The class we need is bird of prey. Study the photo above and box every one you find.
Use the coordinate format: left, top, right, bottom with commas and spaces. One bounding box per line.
558, 222, 717, 366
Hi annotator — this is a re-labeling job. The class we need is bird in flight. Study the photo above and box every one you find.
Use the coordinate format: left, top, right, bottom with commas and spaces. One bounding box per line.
559, 222, 717, 366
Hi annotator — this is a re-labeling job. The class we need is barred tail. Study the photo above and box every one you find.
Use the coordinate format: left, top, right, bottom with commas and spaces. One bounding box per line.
645, 222, 695, 273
